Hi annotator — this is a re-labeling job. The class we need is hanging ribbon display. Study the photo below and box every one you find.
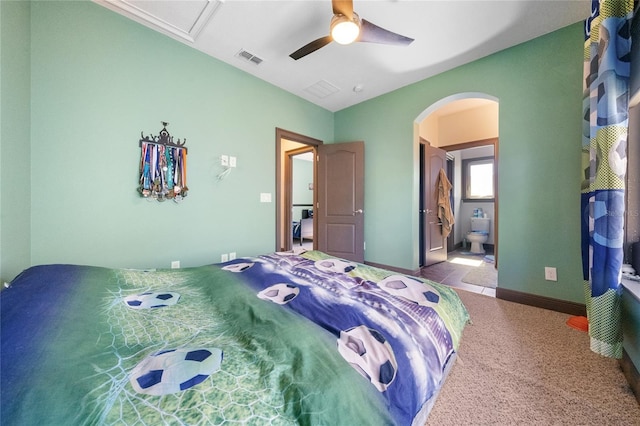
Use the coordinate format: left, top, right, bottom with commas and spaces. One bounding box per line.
138, 122, 189, 203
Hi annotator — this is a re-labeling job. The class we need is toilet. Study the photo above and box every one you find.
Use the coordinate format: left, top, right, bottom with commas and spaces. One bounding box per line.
467, 217, 491, 254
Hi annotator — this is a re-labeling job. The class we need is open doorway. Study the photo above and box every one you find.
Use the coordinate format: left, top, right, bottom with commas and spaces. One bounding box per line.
415, 95, 499, 266
416, 95, 499, 295
418, 139, 497, 265
276, 129, 366, 261
290, 149, 315, 250
442, 140, 497, 257
275, 128, 322, 252
420, 138, 498, 296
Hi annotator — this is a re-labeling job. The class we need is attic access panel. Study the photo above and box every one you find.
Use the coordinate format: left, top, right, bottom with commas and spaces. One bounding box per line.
94, 0, 223, 43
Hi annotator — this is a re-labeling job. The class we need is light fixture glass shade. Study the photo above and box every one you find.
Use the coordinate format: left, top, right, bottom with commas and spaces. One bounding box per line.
330, 15, 360, 45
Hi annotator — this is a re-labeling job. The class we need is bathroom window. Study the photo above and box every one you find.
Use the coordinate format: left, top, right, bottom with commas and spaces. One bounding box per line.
462, 157, 494, 201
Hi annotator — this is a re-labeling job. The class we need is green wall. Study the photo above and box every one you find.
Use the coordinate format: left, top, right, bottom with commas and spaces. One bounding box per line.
335, 23, 585, 303
0, 0, 32, 283
292, 157, 313, 221
25, 1, 333, 271
293, 158, 313, 205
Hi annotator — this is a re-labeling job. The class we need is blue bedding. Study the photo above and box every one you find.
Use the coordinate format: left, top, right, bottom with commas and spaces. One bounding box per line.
1, 250, 469, 425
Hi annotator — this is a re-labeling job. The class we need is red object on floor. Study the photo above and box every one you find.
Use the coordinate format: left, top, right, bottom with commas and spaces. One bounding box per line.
566, 315, 589, 332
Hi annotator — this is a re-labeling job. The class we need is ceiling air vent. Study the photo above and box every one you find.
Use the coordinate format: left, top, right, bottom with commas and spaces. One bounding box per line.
304, 80, 340, 99
236, 49, 263, 65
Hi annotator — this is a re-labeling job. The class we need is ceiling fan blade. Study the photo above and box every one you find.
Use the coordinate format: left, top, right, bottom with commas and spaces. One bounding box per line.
358, 19, 414, 46
332, 0, 353, 19
290, 35, 333, 60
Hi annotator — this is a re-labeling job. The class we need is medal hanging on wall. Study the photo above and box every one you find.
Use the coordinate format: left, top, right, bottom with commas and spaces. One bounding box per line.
138, 122, 188, 203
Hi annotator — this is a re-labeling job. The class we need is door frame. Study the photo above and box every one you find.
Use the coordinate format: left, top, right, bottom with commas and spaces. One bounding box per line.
439, 137, 499, 266
275, 128, 322, 252
286, 146, 315, 249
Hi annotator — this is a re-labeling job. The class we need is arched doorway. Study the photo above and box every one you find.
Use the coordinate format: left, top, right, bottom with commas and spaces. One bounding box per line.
414, 93, 499, 269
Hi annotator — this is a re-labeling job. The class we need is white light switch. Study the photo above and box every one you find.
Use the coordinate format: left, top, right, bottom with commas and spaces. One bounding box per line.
260, 193, 272, 203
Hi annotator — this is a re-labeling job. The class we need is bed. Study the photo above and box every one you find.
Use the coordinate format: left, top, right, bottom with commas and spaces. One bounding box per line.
0, 250, 469, 425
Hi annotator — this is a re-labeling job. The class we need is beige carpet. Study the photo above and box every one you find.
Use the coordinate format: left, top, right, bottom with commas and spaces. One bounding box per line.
426, 290, 640, 425
461, 262, 497, 288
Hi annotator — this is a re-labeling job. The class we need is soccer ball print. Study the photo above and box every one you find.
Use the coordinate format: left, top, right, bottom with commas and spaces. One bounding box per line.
123, 291, 181, 309
337, 325, 397, 392
129, 347, 223, 396
257, 283, 300, 305
377, 275, 440, 307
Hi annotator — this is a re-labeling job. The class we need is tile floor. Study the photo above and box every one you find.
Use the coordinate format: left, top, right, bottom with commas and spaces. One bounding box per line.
420, 248, 497, 297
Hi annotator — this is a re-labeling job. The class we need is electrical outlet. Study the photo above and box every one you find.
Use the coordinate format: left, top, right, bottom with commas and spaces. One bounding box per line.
171, 260, 180, 269
229, 156, 237, 168
221, 253, 229, 262
220, 155, 229, 167
544, 267, 557, 281
229, 252, 236, 261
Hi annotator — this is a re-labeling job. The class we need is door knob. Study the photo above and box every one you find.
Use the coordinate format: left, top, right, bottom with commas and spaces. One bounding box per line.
354, 209, 363, 215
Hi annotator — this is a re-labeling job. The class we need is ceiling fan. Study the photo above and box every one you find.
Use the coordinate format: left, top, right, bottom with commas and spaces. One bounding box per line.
289, 0, 414, 60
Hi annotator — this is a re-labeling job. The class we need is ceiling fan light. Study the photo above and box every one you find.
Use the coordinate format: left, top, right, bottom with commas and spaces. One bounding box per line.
331, 15, 360, 45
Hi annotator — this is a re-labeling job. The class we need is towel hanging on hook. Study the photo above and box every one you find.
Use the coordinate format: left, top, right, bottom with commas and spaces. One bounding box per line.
437, 168, 454, 238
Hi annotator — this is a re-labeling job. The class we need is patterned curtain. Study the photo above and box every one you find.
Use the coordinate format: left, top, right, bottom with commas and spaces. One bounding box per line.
581, 0, 636, 358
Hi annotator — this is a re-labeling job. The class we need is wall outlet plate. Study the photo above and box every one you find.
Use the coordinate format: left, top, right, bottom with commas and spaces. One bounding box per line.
221, 253, 229, 262
171, 260, 180, 269
544, 267, 557, 281
229, 252, 236, 261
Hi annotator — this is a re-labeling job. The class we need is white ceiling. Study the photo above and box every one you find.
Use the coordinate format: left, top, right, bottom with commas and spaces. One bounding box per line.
95, 0, 591, 112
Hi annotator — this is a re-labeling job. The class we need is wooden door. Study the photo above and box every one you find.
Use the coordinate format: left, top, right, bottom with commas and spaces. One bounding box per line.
422, 141, 447, 266
317, 141, 365, 262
